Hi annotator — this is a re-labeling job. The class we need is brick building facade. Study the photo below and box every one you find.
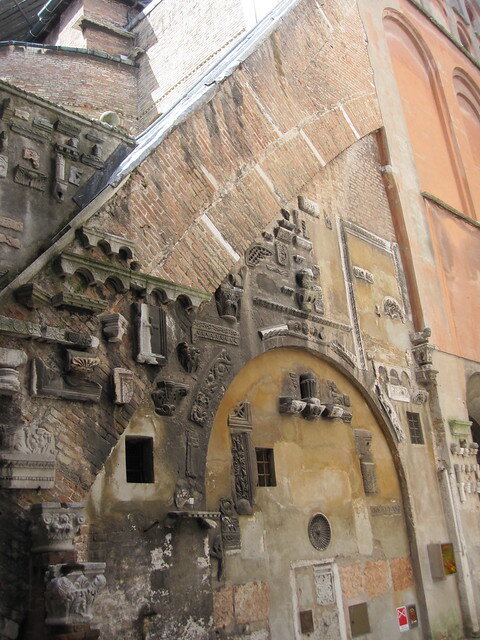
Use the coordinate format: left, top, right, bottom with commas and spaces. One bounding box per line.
0, 0, 479, 639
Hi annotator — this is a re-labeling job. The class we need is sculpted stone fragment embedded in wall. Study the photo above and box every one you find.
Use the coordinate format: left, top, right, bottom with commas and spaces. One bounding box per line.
98, 312, 128, 343
30, 502, 86, 552
0, 347, 27, 395
45, 563, 106, 626
190, 350, 233, 427
177, 342, 200, 373
152, 381, 189, 416
354, 429, 378, 495
279, 372, 352, 422
215, 282, 243, 322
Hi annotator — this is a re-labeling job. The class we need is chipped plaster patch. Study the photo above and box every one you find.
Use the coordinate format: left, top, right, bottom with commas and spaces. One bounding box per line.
151, 533, 173, 570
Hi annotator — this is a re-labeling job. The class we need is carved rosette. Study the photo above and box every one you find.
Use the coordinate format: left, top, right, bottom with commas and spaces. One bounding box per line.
152, 381, 189, 416
30, 503, 86, 552
45, 562, 106, 626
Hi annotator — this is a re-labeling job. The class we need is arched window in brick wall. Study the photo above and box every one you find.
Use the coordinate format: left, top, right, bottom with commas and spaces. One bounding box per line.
383, 11, 470, 214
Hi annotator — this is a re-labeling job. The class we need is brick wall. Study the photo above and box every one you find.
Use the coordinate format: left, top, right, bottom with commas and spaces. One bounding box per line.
134, 0, 247, 127
0, 45, 137, 132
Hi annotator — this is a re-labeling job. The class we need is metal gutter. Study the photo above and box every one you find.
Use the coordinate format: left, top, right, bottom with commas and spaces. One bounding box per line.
25, 0, 70, 40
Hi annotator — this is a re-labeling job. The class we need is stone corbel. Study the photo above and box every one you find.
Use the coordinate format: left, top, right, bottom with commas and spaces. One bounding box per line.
30, 502, 86, 552
0, 347, 27, 395
152, 380, 189, 416
0, 423, 56, 489
98, 312, 128, 343
14, 283, 51, 309
45, 562, 106, 627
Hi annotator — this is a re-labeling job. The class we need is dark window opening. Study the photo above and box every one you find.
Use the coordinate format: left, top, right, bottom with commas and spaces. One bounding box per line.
256, 448, 276, 487
407, 411, 424, 445
125, 437, 154, 483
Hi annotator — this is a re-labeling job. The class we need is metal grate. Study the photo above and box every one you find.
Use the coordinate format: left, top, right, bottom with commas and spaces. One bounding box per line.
407, 411, 424, 444
256, 448, 276, 487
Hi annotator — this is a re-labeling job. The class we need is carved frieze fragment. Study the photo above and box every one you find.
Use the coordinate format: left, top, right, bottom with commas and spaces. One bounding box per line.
373, 380, 406, 442
0, 154, 7, 178
51, 292, 108, 313
352, 266, 374, 284
152, 381, 189, 416
0, 347, 27, 395
98, 312, 128, 343
113, 368, 134, 404
192, 321, 240, 346
186, 431, 200, 479
30, 502, 85, 552
45, 562, 106, 626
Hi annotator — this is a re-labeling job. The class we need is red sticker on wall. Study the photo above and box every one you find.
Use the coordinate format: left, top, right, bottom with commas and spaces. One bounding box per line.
397, 606, 409, 632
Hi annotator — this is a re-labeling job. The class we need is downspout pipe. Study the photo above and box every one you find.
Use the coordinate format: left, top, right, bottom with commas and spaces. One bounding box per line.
25, 0, 71, 41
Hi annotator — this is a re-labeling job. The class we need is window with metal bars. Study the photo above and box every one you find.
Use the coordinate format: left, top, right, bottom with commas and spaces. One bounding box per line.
125, 437, 154, 483
406, 412, 424, 445
256, 448, 276, 486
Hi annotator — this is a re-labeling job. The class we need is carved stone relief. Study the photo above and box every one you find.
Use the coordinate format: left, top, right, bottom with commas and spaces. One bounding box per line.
373, 380, 406, 442
31, 353, 101, 403
152, 381, 189, 416
228, 402, 255, 515
245, 244, 273, 267
0, 423, 56, 489
382, 296, 404, 322
410, 328, 437, 385
190, 350, 233, 427
45, 563, 106, 626
215, 283, 242, 322
314, 565, 336, 605
177, 342, 200, 373
30, 502, 86, 552
0, 315, 99, 348
219, 498, 241, 550
113, 368, 134, 404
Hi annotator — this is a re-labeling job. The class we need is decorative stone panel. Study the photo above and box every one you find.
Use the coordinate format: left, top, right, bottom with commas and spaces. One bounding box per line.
0, 423, 56, 489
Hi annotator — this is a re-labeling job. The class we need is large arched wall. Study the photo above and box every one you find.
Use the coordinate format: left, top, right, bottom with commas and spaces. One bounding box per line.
206, 347, 422, 640
383, 12, 466, 213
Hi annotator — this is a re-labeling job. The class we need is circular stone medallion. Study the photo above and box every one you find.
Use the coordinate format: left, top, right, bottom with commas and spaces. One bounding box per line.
308, 513, 331, 551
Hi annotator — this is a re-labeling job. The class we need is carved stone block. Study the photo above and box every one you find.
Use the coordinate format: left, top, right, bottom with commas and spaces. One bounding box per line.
354, 429, 377, 495
30, 502, 85, 552
0, 428, 56, 489
278, 397, 307, 415
382, 296, 404, 322
31, 357, 101, 403
98, 312, 128, 343
245, 244, 273, 267
51, 292, 108, 313
14, 283, 51, 309
192, 321, 240, 345
152, 381, 188, 416
13, 164, 47, 191
228, 402, 253, 428
186, 431, 200, 479
45, 562, 106, 626
113, 368, 134, 404
0, 347, 27, 395
220, 498, 241, 551
78, 226, 135, 259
